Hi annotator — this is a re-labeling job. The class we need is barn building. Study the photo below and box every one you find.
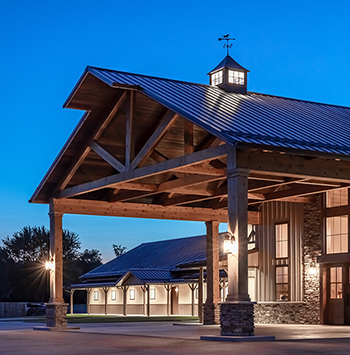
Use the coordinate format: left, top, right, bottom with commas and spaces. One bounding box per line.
30, 50, 350, 334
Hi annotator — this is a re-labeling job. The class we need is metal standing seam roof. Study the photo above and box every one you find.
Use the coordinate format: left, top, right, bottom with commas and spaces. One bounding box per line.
81, 235, 207, 280
83, 66, 350, 156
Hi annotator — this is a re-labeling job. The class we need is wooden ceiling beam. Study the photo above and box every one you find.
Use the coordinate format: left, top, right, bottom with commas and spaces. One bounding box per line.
50, 198, 261, 224
184, 120, 194, 154
57, 144, 228, 199
237, 150, 350, 183
57, 91, 128, 191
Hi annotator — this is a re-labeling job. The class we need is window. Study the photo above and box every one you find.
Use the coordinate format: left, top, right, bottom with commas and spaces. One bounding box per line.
129, 289, 135, 300
327, 188, 348, 207
276, 223, 288, 258
276, 266, 289, 300
228, 70, 244, 85
211, 71, 223, 85
93, 290, 99, 301
150, 288, 156, 300
111, 290, 116, 301
326, 215, 348, 254
330, 267, 342, 299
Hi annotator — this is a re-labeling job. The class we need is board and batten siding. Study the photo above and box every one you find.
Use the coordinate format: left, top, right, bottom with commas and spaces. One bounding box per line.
257, 201, 303, 302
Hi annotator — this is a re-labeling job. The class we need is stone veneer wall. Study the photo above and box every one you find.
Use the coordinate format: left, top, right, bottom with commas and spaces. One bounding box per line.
255, 196, 322, 324
203, 303, 220, 325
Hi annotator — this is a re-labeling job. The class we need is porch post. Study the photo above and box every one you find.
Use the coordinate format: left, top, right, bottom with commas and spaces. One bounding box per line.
123, 286, 128, 316
220, 145, 254, 336
146, 285, 150, 316
103, 287, 109, 315
198, 267, 204, 323
141, 286, 147, 315
164, 285, 171, 316
46, 202, 67, 328
203, 221, 220, 325
70, 290, 75, 314
86, 288, 91, 314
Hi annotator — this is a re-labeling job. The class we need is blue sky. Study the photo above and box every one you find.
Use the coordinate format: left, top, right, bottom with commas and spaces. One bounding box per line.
1, 0, 350, 262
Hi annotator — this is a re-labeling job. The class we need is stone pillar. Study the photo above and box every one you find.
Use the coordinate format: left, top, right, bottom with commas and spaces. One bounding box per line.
198, 267, 204, 323
220, 146, 254, 336
303, 194, 322, 324
203, 221, 220, 325
46, 203, 67, 328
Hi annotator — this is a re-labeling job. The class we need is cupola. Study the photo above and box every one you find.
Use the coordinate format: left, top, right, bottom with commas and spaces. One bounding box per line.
208, 55, 249, 94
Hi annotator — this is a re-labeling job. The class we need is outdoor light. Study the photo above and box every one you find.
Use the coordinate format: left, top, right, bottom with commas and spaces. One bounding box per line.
224, 232, 238, 254
308, 267, 318, 276
45, 259, 54, 271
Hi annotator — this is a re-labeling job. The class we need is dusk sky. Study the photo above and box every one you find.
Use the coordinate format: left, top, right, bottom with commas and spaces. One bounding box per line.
1, 1, 350, 262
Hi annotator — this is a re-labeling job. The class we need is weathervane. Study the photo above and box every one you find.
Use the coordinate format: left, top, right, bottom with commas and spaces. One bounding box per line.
218, 34, 235, 56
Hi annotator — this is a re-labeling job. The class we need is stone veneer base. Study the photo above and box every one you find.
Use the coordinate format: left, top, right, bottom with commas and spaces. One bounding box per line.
45, 303, 68, 328
203, 302, 220, 325
220, 302, 255, 336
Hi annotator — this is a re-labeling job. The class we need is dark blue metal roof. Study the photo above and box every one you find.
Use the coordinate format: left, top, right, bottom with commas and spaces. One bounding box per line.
82, 66, 350, 156
81, 235, 206, 280
128, 269, 173, 284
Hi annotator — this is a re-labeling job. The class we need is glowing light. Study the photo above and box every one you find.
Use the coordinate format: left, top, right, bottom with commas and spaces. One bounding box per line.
45, 260, 54, 271
308, 267, 318, 276
224, 234, 238, 254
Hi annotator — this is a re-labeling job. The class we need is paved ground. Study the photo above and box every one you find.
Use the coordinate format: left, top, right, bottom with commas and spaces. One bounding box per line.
2, 320, 350, 354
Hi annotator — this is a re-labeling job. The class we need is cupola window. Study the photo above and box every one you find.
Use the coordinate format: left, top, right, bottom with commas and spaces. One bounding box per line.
228, 70, 244, 85
211, 71, 223, 86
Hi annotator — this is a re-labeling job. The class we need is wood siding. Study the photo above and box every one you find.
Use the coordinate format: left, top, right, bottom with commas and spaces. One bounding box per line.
257, 201, 303, 301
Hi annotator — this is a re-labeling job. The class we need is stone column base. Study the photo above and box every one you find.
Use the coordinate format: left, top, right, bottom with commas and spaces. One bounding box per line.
220, 301, 255, 336
203, 303, 220, 325
46, 303, 68, 328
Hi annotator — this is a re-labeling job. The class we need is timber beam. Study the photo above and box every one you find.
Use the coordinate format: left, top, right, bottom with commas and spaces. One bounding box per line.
50, 198, 261, 224
237, 150, 350, 183
57, 144, 228, 198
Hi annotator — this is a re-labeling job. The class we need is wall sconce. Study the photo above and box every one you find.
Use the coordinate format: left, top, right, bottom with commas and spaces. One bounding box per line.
308, 267, 318, 276
224, 232, 238, 254
45, 259, 55, 271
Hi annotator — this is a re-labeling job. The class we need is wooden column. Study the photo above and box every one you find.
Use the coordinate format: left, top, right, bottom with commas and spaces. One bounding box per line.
86, 288, 91, 315
198, 267, 204, 323
164, 285, 171, 316
226, 147, 250, 302
141, 286, 147, 315
188, 284, 196, 316
205, 221, 220, 304
146, 285, 150, 317
103, 287, 109, 315
49, 205, 64, 304
70, 290, 75, 314
123, 286, 128, 316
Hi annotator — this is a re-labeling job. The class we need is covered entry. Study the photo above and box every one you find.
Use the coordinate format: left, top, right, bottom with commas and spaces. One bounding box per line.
30, 60, 350, 332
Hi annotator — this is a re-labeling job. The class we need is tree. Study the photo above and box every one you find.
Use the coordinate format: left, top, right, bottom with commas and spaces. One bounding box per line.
0, 226, 102, 302
113, 244, 127, 257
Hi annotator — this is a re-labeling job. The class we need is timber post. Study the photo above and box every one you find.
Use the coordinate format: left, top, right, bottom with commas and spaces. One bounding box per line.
46, 202, 67, 328
86, 288, 91, 315
203, 221, 220, 325
220, 145, 254, 336
164, 285, 171, 316
70, 290, 75, 314
198, 267, 204, 323
103, 287, 109, 315
123, 286, 128, 316
146, 284, 150, 316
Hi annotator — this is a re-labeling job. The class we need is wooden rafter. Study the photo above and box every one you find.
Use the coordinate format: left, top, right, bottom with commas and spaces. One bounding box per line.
125, 91, 134, 168
184, 120, 194, 154
89, 141, 125, 173
57, 144, 228, 198
130, 110, 178, 169
57, 91, 128, 191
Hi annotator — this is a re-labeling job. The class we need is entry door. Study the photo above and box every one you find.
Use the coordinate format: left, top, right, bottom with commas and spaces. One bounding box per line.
328, 266, 344, 325
171, 286, 179, 315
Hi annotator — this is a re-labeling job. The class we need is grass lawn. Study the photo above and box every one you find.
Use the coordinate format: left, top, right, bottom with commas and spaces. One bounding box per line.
25, 314, 199, 324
